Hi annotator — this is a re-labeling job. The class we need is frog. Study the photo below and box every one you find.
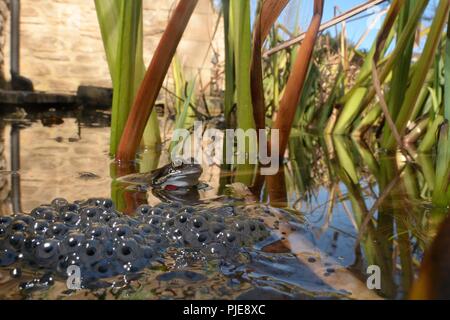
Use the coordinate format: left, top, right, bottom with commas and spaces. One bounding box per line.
118, 158, 203, 191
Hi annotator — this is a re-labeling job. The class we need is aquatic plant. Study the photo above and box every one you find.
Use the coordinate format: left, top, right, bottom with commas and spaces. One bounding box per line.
269, 0, 324, 157
95, 0, 160, 156
278, 134, 446, 298
257, 0, 449, 209
250, 0, 289, 133
94, 0, 450, 206
96, 0, 198, 161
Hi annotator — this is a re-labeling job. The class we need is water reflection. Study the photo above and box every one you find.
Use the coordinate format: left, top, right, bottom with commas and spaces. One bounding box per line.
0, 121, 11, 216
281, 133, 447, 299
10, 123, 22, 213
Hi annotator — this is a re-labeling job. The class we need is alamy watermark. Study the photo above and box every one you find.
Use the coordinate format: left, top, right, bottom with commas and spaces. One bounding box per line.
366, 265, 381, 290
170, 121, 280, 175
66, 265, 81, 290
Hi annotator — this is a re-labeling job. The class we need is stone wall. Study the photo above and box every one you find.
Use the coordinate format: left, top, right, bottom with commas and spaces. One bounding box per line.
0, 0, 9, 88
3, 0, 223, 93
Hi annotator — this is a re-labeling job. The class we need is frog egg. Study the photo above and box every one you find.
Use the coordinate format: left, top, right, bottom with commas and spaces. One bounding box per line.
10, 219, 29, 232
214, 206, 235, 217
36, 239, 60, 261
80, 239, 104, 265
175, 213, 190, 228
31, 207, 57, 222
208, 222, 225, 237
87, 198, 103, 207
8, 231, 26, 250
60, 203, 80, 214
137, 224, 153, 237
0, 227, 7, 239
113, 224, 133, 239
203, 243, 227, 258
66, 252, 82, 266
181, 230, 206, 248
248, 221, 269, 241
0, 249, 17, 266
233, 220, 248, 233
126, 217, 141, 228
170, 228, 185, 241
39, 272, 55, 286
0, 227, 8, 241
74, 199, 88, 207
87, 224, 111, 240
56, 252, 81, 274
208, 213, 225, 224
13, 214, 34, 225
51, 198, 69, 211
155, 203, 170, 211
99, 211, 118, 223
246, 220, 258, 232
32, 219, 50, 235
0, 217, 12, 238
61, 232, 86, 254
163, 209, 177, 219
0, 216, 12, 228
61, 211, 80, 227
23, 235, 45, 254
179, 206, 196, 214
101, 239, 116, 259
196, 231, 212, 245
100, 199, 115, 211
147, 215, 163, 228
141, 246, 155, 260
162, 218, 175, 232
150, 207, 163, 216
56, 255, 70, 273
219, 230, 240, 246
92, 259, 116, 277
189, 215, 208, 232
108, 217, 128, 228
146, 234, 167, 247
80, 207, 101, 222
168, 202, 182, 209
47, 222, 69, 239
136, 204, 152, 216
122, 261, 139, 274
132, 234, 146, 245
116, 239, 141, 262
252, 221, 269, 239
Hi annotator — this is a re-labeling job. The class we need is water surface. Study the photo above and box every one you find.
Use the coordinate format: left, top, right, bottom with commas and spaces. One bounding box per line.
0, 108, 446, 299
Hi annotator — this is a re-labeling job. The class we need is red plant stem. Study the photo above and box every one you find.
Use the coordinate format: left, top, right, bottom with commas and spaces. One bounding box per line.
270, 0, 324, 158
266, 166, 287, 206
116, 0, 198, 162
250, 0, 289, 133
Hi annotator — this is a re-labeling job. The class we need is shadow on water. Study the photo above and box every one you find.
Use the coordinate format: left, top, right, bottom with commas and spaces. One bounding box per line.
0, 110, 448, 299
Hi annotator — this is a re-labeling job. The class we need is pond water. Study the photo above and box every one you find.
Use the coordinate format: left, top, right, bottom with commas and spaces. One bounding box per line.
0, 107, 447, 300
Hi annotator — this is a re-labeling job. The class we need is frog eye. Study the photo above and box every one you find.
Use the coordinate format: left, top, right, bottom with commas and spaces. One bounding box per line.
172, 158, 183, 168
